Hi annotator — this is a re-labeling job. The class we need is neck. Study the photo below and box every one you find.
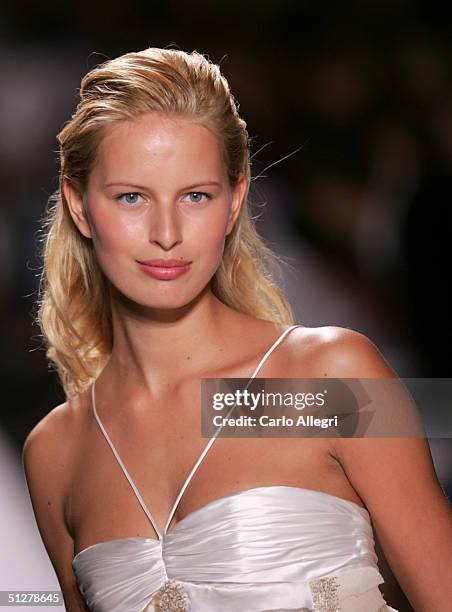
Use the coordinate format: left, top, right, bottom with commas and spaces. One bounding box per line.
99, 284, 243, 398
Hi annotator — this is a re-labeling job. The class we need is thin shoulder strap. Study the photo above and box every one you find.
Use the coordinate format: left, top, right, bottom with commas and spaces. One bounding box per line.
91, 383, 163, 539
162, 323, 302, 534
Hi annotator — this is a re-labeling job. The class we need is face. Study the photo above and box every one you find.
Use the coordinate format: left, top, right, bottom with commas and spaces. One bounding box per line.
63, 112, 248, 312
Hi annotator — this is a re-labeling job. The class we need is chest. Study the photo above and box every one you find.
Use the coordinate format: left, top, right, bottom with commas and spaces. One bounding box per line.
69, 397, 339, 548
67, 343, 354, 550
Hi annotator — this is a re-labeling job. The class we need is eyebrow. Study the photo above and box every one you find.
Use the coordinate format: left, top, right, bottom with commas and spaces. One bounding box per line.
103, 181, 222, 190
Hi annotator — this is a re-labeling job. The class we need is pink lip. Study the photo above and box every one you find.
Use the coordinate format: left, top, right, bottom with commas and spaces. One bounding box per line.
137, 258, 191, 267
137, 260, 191, 280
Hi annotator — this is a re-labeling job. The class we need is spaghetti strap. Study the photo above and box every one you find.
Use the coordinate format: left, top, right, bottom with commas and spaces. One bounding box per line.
91, 323, 303, 540
91, 387, 163, 539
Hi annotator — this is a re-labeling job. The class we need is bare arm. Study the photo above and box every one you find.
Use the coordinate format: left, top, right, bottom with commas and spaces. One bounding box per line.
22, 404, 89, 612
319, 327, 452, 612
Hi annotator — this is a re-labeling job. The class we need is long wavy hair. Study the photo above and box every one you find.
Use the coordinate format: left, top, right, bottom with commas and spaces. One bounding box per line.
36, 47, 296, 400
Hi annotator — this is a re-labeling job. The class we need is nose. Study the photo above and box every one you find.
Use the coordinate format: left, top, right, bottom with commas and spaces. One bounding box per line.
148, 203, 182, 251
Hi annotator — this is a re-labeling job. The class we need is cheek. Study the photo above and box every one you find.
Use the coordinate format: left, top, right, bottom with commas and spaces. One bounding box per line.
187, 209, 229, 263
91, 207, 142, 255
88, 205, 145, 290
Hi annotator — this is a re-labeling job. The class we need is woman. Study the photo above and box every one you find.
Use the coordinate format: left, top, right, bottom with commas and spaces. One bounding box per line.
22, 47, 451, 612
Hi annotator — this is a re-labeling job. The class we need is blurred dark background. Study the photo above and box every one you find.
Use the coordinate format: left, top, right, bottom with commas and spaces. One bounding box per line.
0, 1, 451, 610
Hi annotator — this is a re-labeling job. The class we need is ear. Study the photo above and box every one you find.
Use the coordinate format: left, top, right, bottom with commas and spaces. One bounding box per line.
62, 178, 93, 239
226, 173, 248, 236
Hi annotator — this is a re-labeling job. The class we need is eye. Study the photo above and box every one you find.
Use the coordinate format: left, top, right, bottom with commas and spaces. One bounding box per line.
183, 191, 211, 204
116, 192, 144, 206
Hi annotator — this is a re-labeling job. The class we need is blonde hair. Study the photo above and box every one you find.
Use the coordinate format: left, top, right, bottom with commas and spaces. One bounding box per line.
36, 47, 296, 400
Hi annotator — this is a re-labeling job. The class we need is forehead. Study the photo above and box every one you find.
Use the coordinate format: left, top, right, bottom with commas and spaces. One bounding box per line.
91, 113, 226, 184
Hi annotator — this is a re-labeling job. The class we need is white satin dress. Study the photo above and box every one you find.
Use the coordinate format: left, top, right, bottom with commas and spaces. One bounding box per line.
72, 324, 399, 611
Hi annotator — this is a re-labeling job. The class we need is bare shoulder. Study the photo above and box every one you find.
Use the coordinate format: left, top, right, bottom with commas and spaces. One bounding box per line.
22, 396, 83, 480
286, 324, 397, 378
288, 325, 452, 609
22, 399, 74, 501
24, 399, 71, 448
22, 397, 89, 611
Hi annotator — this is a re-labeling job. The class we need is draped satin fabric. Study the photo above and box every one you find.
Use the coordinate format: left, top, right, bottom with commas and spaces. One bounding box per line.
71, 325, 399, 611
72, 485, 398, 611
